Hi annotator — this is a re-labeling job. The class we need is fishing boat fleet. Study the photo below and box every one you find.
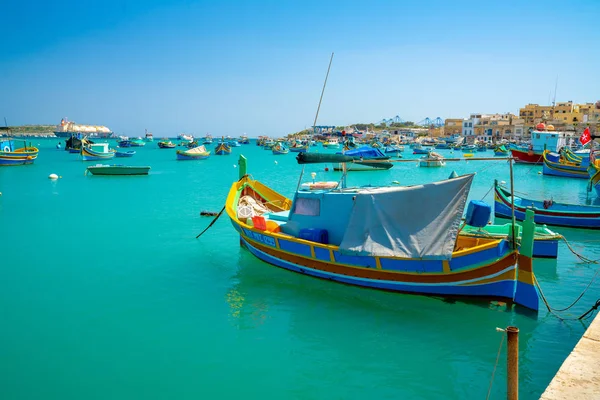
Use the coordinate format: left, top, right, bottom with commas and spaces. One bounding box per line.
6, 121, 600, 315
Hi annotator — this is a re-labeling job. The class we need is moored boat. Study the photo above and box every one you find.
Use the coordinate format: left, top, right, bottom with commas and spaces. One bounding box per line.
81, 143, 115, 161
494, 180, 600, 229
542, 150, 588, 179
494, 145, 509, 156
144, 130, 154, 142
461, 223, 560, 258
419, 151, 445, 167
86, 164, 150, 175
332, 146, 393, 171
176, 145, 211, 160
215, 142, 231, 155
511, 124, 575, 164
224, 155, 539, 311
115, 150, 136, 157
130, 138, 145, 147
158, 140, 176, 149
272, 143, 289, 155
0, 136, 39, 166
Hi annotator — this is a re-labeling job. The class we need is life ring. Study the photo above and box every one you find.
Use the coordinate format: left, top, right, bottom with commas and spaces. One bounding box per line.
528, 150, 534, 156
2, 146, 10, 152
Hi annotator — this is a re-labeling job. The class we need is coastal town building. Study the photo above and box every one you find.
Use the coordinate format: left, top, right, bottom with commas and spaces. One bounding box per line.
444, 119, 463, 136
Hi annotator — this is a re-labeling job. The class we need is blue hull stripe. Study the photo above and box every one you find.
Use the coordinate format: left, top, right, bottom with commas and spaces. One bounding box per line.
241, 236, 517, 300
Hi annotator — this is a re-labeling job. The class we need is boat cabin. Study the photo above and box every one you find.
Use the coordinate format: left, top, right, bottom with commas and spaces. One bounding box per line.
89, 143, 110, 153
530, 130, 574, 152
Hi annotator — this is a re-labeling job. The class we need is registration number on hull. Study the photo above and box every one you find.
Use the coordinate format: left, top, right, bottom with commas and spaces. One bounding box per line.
242, 228, 276, 247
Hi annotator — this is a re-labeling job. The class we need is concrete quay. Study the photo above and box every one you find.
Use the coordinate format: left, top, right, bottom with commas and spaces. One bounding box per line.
540, 312, 600, 399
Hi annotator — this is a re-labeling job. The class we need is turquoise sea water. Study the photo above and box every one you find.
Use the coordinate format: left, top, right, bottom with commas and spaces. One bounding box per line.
1, 139, 599, 399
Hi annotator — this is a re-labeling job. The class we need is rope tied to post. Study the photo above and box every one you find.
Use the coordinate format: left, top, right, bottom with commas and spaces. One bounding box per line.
485, 328, 506, 400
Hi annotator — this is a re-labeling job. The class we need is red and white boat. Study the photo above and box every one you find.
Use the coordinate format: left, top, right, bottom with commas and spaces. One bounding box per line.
511, 123, 576, 164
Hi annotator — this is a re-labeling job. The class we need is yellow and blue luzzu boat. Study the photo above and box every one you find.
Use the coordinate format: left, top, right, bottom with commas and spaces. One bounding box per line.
542, 150, 588, 179
0, 137, 39, 166
224, 155, 539, 311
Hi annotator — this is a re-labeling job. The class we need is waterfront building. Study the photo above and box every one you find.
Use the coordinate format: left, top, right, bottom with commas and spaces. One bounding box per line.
444, 118, 463, 136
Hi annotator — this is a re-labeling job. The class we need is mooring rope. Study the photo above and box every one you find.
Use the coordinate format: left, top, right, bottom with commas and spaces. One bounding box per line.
560, 236, 598, 264
534, 271, 600, 320
195, 205, 225, 239
485, 329, 506, 400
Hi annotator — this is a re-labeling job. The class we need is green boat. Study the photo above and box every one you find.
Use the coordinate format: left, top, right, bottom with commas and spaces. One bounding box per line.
86, 165, 151, 176
461, 223, 560, 258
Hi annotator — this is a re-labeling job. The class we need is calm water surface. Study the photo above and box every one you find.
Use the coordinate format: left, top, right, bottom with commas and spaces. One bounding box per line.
1, 139, 599, 399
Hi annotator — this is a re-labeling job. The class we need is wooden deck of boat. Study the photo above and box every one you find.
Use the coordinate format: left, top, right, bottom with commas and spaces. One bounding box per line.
540, 312, 600, 399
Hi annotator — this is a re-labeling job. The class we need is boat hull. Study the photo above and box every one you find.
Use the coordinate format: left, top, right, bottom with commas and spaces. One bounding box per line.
115, 151, 136, 157
237, 228, 528, 305
215, 143, 231, 155
461, 226, 559, 258
542, 152, 588, 179
176, 151, 210, 160
87, 166, 150, 175
81, 147, 115, 161
511, 148, 543, 164
419, 160, 445, 167
0, 155, 37, 166
494, 185, 600, 229
0, 144, 39, 166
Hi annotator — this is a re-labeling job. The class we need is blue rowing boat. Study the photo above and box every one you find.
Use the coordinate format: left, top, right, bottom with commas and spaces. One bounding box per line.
494, 180, 600, 229
116, 150, 136, 157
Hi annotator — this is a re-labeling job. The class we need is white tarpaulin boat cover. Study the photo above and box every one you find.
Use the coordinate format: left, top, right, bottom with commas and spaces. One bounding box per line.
339, 173, 475, 260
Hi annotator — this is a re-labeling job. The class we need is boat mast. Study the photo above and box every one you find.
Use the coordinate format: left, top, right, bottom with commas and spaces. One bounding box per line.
295, 52, 335, 191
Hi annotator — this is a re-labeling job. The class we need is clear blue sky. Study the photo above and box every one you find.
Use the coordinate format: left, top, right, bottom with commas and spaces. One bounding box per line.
1, 0, 599, 137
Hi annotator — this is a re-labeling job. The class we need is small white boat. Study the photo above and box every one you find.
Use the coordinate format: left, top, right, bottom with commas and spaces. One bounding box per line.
419, 151, 445, 167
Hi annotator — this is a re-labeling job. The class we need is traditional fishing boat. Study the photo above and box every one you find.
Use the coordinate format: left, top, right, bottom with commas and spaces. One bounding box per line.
240, 135, 250, 144
215, 142, 231, 155
202, 134, 213, 145
65, 133, 90, 153
419, 151, 445, 167
494, 180, 600, 228
158, 140, 176, 149
589, 159, 600, 197
332, 146, 393, 171
289, 142, 309, 152
223, 155, 539, 311
323, 138, 340, 149
176, 145, 210, 160
0, 137, 39, 166
118, 139, 132, 147
511, 124, 576, 164
384, 144, 404, 153
494, 145, 509, 156
81, 143, 115, 161
462, 144, 476, 152
272, 143, 289, 155
144, 130, 154, 142
86, 165, 150, 175
412, 144, 429, 155
542, 150, 588, 179
130, 138, 145, 147
262, 139, 275, 150
115, 150, 136, 157
461, 223, 560, 258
